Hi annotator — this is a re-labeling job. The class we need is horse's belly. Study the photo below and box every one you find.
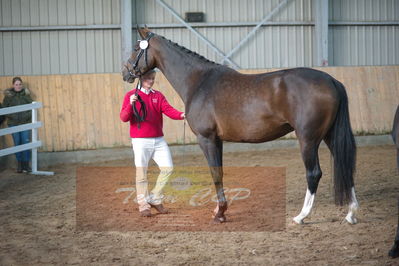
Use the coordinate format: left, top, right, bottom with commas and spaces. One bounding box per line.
219, 122, 294, 143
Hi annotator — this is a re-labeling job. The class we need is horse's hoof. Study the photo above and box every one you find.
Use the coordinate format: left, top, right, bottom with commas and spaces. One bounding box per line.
345, 215, 357, 225
389, 244, 399, 258
293, 216, 304, 225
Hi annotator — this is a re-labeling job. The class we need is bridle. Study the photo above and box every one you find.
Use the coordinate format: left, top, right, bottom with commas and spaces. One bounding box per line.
125, 32, 154, 79
125, 32, 154, 129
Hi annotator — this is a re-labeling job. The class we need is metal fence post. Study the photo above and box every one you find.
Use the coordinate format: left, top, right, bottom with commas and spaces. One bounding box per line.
31, 102, 38, 173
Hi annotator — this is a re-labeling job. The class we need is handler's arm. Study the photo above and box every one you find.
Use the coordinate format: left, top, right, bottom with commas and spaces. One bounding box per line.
160, 95, 184, 120
120, 93, 134, 122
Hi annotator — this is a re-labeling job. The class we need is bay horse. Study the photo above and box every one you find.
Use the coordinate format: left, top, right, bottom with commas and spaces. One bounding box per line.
389, 105, 399, 258
122, 27, 359, 225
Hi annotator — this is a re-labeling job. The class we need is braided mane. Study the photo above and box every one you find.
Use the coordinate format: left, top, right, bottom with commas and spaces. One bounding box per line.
160, 36, 220, 66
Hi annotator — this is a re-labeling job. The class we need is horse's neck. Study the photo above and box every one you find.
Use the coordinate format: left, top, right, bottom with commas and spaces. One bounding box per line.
154, 42, 212, 104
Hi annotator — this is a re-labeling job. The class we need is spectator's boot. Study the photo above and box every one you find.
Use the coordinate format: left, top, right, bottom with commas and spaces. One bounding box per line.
17, 161, 22, 173
22, 161, 31, 173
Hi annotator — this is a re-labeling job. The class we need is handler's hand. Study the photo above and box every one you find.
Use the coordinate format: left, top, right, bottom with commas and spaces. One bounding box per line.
181, 113, 186, 119
130, 95, 138, 105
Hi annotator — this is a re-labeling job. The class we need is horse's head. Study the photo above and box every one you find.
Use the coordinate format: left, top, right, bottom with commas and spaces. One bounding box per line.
122, 27, 157, 83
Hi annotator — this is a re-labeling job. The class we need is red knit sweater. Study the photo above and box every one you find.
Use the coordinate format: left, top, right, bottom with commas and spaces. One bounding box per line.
120, 88, 184, 138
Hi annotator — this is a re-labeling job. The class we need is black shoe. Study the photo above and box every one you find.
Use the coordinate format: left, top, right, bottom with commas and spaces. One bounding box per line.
149, 203, 169, 214
17, 162, 22, 173
140, 209, 152, 217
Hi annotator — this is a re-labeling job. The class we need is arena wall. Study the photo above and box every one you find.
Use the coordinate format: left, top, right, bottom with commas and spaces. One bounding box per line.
0, 65, 398, 151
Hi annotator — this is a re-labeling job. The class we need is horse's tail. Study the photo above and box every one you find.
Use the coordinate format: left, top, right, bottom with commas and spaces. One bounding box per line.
328, 79, 356, 206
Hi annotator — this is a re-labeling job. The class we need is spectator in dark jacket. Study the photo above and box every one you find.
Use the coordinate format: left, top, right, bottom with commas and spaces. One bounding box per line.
2, 77, 33, 173
0, 102, 5, 126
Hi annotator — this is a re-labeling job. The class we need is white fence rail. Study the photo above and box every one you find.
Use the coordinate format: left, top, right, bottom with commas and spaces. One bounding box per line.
0, 102, 54, 175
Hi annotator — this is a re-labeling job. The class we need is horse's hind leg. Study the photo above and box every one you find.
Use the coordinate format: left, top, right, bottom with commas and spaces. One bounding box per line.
293, 139, 322, 224
197, 135, 227, 223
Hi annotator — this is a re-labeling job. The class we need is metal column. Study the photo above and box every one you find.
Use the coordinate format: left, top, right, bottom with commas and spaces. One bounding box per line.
314, 0, 329, 66
121, 0, 132, 65
121, 0, 133, 92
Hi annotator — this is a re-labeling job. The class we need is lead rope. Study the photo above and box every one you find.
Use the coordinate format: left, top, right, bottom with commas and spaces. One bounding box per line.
132, 80, 147, 129
182, 118, 186, 168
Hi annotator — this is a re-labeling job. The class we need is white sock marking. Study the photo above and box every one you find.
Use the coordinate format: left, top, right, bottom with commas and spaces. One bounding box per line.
345, 187, 359, 224
293, 189, 315, 224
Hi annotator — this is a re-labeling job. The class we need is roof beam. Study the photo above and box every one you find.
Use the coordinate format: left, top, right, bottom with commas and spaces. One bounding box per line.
221, 0, 292, 65
155, 0, 239, 68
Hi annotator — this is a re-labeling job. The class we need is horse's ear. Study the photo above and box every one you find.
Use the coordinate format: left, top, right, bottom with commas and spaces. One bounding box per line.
137, 26, 151, 39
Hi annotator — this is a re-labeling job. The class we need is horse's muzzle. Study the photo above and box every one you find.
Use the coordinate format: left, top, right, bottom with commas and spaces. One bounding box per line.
122, 68, 138, 83
123, 74, 137, 83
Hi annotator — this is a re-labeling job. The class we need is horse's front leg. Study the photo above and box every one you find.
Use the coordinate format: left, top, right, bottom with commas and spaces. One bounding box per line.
197, 135, 227, 223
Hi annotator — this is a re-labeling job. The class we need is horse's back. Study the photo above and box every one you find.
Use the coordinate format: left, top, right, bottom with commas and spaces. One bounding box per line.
246, 67, 334, 82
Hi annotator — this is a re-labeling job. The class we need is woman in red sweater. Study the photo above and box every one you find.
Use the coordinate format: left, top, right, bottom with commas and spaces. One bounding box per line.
120, 70, 185, 217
